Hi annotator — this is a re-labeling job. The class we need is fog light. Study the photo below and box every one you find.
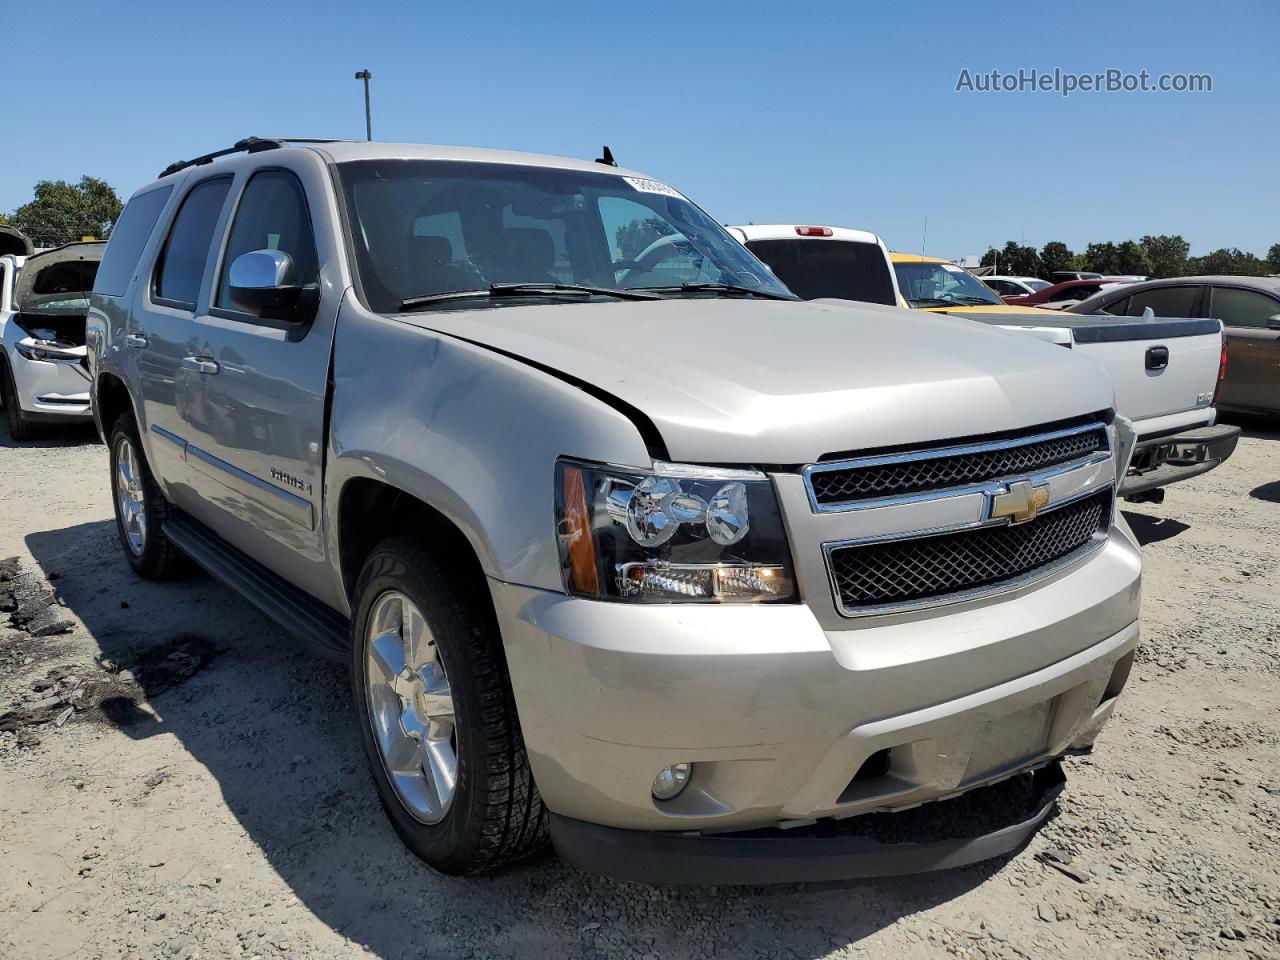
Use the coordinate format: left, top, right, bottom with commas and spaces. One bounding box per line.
651, 762, 692, 800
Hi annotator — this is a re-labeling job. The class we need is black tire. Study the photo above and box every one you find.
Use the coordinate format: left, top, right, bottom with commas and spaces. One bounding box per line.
0, 358, 38, 441
350, 536, 548, 874
108, 412, 188, 579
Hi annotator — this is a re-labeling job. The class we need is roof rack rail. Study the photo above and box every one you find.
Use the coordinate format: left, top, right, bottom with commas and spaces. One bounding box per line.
157, 137, 344, 179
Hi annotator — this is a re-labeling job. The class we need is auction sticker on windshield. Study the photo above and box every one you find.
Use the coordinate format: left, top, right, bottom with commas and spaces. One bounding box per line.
623, 176, 685, 199
942, 264, 967, 273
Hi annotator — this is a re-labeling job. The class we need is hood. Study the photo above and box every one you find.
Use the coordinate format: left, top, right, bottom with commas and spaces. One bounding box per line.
14, 241, 105, 314
405, 298, 1114, 464
0, 225, 33, 257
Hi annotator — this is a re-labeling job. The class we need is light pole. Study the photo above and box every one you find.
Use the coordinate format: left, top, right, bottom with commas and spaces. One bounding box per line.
354, 69, 372, 141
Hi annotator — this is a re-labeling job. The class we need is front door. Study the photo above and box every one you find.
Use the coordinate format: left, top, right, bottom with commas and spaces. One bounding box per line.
174, 164, 339, 601
1208, 285, 1280, 413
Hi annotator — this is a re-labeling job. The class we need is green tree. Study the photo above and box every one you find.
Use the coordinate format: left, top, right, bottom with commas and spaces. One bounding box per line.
1114, 240, 1152, 276
10, 176, 123, 246
1187, 247, 1268, 276
1265, 243, 1280, 274
1083, 242, 1121, 274
981, 240, 1040, 277
1038, 241, 1074, 279
1139, 235, 1190, 279
615, 216, 675, 260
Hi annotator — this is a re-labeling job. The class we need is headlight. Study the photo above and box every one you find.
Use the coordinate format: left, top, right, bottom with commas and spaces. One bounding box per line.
16, 339, 82, 364
1110, 415, 1137, 482
555, 459, 796, 603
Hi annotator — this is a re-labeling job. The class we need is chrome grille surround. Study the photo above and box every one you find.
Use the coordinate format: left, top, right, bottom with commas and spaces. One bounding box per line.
804, 421, 1109, 513
804, 421, 1115, 617
825, 488, 1113, 615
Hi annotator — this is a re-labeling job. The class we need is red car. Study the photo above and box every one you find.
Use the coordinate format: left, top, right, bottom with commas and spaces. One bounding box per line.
1003, 278, 1127, 307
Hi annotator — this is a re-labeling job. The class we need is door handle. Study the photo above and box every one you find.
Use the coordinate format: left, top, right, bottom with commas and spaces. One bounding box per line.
1145, 345, 1169, 370
182, 356, 220, 375
124, 333, 149, 348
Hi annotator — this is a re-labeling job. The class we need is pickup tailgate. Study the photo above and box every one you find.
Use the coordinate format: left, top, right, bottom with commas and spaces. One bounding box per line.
961, 314, 1223, 423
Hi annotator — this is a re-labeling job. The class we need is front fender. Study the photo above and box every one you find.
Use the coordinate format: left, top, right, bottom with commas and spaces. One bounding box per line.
324, 303, 654, 598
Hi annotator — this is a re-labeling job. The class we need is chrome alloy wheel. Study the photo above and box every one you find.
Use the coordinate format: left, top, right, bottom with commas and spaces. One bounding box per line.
364, 590, 458, 824
115, 436, 148, 556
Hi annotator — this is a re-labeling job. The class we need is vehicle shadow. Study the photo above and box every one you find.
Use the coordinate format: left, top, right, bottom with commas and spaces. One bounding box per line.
1249, 481, 1280, 503
1219, 411, 1280, 442
1122, 510, 1191, 546
0, 418, 99, 449
27, 518, 1012, 960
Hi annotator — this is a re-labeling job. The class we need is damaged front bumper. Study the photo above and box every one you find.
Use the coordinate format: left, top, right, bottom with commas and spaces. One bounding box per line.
551, 760, 1067, 885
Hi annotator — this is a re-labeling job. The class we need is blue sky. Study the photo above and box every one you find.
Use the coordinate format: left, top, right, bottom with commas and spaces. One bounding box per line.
6, 0, 1276, 260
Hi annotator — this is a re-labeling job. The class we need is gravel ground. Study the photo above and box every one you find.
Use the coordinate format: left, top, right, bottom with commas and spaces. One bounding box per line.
2, 416, 1278, 960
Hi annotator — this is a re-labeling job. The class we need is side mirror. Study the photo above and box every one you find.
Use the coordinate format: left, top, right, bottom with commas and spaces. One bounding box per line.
228, 249, 303, 310
1266, 314, 1280, 331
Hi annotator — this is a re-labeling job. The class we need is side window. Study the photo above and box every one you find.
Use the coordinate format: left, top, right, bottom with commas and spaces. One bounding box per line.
216, 170, 318, 317
154, 177, 232, 309
1101, 295, 1129, 316
1050, 284, 1097, 302
1209, 287, 1279, 328
986, 279, 1011, 294
95, 185, 173, 296
1125, 286, 1198, 317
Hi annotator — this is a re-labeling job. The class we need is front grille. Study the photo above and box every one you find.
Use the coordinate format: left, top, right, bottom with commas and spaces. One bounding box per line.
829, 490, 1111, 612
809, 426, 1107, 506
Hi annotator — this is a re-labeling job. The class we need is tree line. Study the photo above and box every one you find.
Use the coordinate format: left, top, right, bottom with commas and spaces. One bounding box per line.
0, 177, 124, 247
980, 237, 1280, 281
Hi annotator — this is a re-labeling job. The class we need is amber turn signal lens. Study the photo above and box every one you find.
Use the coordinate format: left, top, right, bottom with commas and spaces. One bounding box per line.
561, 466, 600, 595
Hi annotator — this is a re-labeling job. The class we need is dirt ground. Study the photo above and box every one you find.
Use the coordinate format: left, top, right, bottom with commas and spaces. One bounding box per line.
1, 416, 1278, 960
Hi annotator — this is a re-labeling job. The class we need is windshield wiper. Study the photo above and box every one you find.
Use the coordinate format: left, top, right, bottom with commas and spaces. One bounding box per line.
953, 295, 1002, 305
634, 282, 796, 301
400, 282, 659, 311
906, 297, 956, 307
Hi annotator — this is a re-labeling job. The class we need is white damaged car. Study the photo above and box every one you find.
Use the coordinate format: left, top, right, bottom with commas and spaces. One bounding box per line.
0, 240, 103, 438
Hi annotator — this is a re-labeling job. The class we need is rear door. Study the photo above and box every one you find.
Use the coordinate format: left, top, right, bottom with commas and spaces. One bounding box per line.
1208, 285, 1280, 413
173, 160, 342, 601
132, 175, 234, 493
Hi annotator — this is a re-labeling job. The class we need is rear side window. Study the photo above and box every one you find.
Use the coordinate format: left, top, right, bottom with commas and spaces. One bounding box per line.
1124, 286, 1199, 317
216, 170, 318, 317
1209, 287, 1280, 328
1050, 283, 1099, 302
746, 239, 897, 305
154, 177, 232, 308
1101, 295, 1129, 315
94, 185, 173, 296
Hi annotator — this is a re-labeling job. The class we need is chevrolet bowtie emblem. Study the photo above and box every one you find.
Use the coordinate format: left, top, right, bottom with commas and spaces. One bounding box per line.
990, 480, 1051, 524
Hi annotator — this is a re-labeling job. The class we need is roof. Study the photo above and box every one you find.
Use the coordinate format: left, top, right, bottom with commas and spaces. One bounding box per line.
728, 224, 882, 245
311, 140, 653, 178
985, 275, 1043, 283
1115, 274, 1280, 291
890, 252, 949, 264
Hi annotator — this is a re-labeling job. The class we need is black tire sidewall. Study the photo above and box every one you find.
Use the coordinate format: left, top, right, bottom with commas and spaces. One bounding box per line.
2, 359, 34, 439
350, 543, 497, 874
108, 413, 167, 577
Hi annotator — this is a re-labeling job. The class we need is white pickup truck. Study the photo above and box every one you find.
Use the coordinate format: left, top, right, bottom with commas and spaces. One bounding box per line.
732, 224, 1240, 502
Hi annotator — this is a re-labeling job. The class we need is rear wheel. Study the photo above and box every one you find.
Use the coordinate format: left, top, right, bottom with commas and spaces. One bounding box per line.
0, 358, 37, 441
350, 537, 548, 874
109, 412, 187, 579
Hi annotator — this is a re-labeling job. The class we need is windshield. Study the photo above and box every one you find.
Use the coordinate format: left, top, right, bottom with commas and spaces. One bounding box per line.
337, 160, 793, 312
1024, 279, 1051, 292
892, 261, 1003, 307
744, 239, 897, 305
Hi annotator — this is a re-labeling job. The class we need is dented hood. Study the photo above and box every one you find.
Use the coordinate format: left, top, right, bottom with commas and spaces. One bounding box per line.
14, 241, 105, 314
405, 297, 1115, 464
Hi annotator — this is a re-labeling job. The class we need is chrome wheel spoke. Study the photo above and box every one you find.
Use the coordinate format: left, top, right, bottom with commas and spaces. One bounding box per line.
115, 437, 148, 556
363, 590, 459, 825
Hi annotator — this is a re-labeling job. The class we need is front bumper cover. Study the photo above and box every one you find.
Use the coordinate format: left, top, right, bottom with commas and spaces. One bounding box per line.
1120, 423, 1241, 497
552, 760, 1066, 885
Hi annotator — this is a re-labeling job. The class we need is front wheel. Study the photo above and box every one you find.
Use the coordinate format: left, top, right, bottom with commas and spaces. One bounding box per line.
350, 537, 547, 874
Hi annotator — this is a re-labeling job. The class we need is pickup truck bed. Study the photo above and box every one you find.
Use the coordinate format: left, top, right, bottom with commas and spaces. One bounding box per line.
952, 312, 1239, 497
